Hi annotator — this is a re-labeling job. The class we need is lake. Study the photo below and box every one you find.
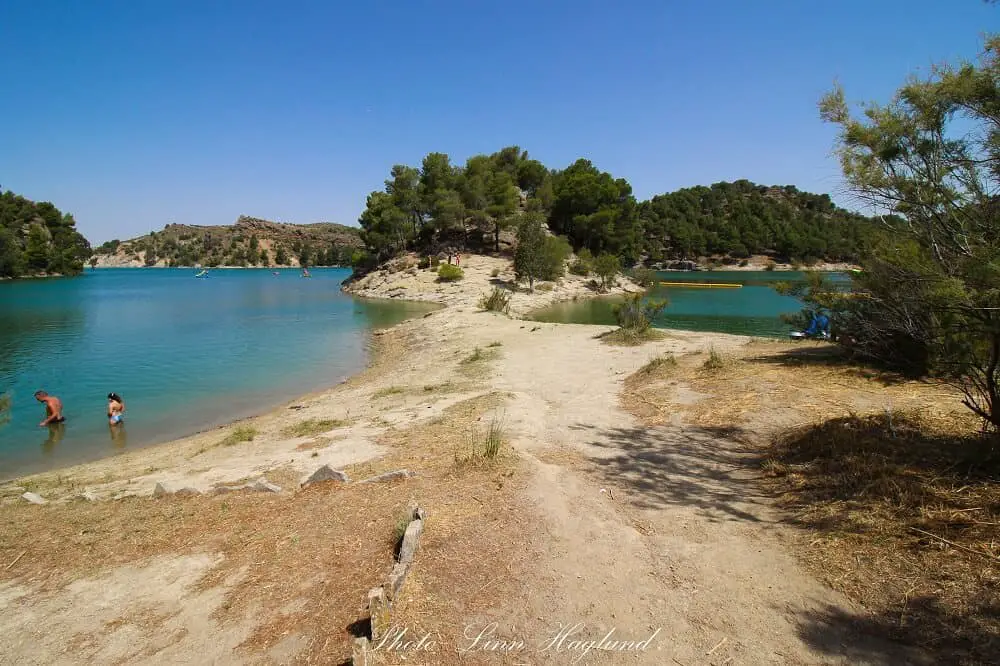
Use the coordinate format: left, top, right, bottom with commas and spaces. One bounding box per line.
0, 268, 436, 479
530, 271, 847, 337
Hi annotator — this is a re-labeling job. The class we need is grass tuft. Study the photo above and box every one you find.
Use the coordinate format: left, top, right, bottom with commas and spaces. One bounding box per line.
478, 287, 511, 314
457, 413, 506, 464
373, 386, 405, 399
220, 425, 257, 447
282, 419, 346, 438
702, 346, 729, 371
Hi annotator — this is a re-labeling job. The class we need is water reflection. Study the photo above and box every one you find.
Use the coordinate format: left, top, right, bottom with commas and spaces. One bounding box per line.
109, 423, 127, 450
41, 422, 66, 455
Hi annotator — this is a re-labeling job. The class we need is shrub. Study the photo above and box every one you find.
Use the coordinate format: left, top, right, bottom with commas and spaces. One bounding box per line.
614, 293, 667, 333
739, 259, 750, 267
765, 260, 777, 271
490, 268, 500, 278
570, 248, 594, 276
628, 267, 658, 288
637, 353, 677, 377
437, 263, 464, 281
536, 282, 554, 292
479, 287, 511, 314
539, 236, 571, 281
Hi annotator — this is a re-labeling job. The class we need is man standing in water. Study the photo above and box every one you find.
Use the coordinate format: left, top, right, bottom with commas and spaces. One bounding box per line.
34, 390, 64, 426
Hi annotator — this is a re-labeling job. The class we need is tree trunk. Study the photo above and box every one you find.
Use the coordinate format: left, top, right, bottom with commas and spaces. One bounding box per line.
495, 220, 500, 254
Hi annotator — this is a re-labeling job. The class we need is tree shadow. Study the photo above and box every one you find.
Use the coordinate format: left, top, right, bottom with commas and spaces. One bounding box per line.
744, 344, 911, 386
572, 422, 768, 523
769, 413, 1000, 664
791, 600, 998, 666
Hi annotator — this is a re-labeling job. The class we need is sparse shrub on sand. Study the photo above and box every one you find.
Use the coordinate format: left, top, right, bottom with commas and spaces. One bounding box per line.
479, 287, 511, 314
437, 263, 463, 281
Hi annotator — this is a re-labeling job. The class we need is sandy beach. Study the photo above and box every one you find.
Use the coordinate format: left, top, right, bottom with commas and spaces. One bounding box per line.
0, 254, 944, 664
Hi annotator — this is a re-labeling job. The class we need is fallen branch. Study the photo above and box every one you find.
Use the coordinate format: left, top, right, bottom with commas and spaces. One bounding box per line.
706, 637, 728, 655
910, 527, 1000, 561
4, 550, 26, 571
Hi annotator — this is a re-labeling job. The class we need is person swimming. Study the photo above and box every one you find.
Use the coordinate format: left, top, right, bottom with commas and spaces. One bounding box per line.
34, 390, 64, 427
107, 392, 125, 425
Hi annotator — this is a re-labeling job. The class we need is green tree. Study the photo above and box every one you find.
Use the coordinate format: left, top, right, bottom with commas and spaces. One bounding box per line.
298, 243, 312, 267
0, 226, 24, 277
24, 223, 51, 271
815, 34, 1000, 427
486, 171, 518, 253
514, 213, 547, 291
274, 245, 289, 265
594, 253, 621, 291
259, 248, 269, 266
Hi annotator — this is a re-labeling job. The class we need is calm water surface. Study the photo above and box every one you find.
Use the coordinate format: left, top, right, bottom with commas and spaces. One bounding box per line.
530, 271, 848, 337
0, 268, 436, 478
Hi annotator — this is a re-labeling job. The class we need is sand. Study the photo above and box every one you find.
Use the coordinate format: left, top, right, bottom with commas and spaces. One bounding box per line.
0, 254, 928, 664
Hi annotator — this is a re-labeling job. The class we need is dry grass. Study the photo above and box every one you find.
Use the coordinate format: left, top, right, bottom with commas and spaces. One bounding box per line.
0, 393, 536, 664
373, 386, 405, 399
763, 410, 1000, 663
281, 418, 346, 438
620, 340, 1000, 662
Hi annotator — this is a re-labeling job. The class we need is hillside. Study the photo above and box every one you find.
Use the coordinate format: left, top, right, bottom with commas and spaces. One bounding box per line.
353, 146, 876, 271
0, 190, 92, 278
92, 215, 363, 268
639, 180, 874, 264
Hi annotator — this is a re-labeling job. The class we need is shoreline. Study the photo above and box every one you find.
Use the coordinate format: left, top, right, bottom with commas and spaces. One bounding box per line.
0, 254, 706, 496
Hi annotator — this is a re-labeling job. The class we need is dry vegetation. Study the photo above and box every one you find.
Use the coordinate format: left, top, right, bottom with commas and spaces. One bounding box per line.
622, 340, 1000, 664
0, 393, 536, 664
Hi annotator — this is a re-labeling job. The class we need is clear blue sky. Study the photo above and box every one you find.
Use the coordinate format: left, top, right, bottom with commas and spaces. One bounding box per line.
1, 1, 995, 243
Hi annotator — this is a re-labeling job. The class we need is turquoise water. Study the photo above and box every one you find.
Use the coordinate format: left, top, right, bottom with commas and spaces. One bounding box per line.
530, 271, 847, 336
0, 268, 436, 479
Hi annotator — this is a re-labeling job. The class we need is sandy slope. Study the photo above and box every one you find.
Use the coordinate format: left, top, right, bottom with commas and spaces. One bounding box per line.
0, 255, 926, 664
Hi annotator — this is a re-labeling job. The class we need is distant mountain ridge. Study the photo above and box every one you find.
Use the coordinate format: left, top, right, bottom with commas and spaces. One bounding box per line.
92, 215, 363, 268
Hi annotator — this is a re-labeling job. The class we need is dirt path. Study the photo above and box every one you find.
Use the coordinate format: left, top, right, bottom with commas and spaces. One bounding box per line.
0, 255, 933, 664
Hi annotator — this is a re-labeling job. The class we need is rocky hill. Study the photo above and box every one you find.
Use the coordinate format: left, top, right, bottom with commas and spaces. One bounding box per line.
91, 215, 362, 268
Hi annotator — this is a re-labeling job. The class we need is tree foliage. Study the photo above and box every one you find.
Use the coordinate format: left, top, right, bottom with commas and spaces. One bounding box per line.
355, 147, 878, 275
807, 34, 1000, 428
0, 191, 91, 277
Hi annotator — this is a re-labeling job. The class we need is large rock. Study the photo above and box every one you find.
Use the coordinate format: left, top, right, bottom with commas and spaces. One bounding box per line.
300, 465, 350, 487
21, 492, 47, 505
351, 637, 370, 666
152, 483, 169, 498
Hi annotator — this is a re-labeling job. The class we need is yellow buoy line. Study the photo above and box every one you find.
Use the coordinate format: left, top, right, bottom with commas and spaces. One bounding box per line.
659, 281, 743, 288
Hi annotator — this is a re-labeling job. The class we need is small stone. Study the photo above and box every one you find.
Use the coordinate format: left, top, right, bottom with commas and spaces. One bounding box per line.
21, 492, 47, 505
213, 486, 235, 494
357, 469, 413, 485
152, 483, 169, 498
397, 519, 424, 566
80, 491, 100, 502
300, 465, 350, 487
174, 487, 202, 497
248, 480, 282, 493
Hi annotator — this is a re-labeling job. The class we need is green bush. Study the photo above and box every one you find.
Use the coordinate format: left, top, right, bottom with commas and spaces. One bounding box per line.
437, 263, 464, 281
628, 267, 658, 288
570, 248, 594, 276
539, 236, 571, 281
536, 282, 555, 292
614, 293, 667, 333
594, 254, 621, 290
479, 287, 511, 314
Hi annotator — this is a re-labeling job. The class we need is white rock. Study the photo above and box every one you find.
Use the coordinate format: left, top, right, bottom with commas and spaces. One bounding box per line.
21, 492, 47, 505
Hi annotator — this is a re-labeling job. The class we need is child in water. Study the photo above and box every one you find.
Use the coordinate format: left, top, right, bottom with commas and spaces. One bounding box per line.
107, 393, 125, 425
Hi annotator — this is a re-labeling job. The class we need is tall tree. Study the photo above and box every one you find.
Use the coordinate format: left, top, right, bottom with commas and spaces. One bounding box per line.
24, 223, 51, 271
514, 213, 548, 291
815, 34, 1000, 427
486, 171, 519, 253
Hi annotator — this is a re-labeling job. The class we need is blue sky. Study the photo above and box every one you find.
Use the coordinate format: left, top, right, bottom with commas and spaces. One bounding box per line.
1, 1, 995, 243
